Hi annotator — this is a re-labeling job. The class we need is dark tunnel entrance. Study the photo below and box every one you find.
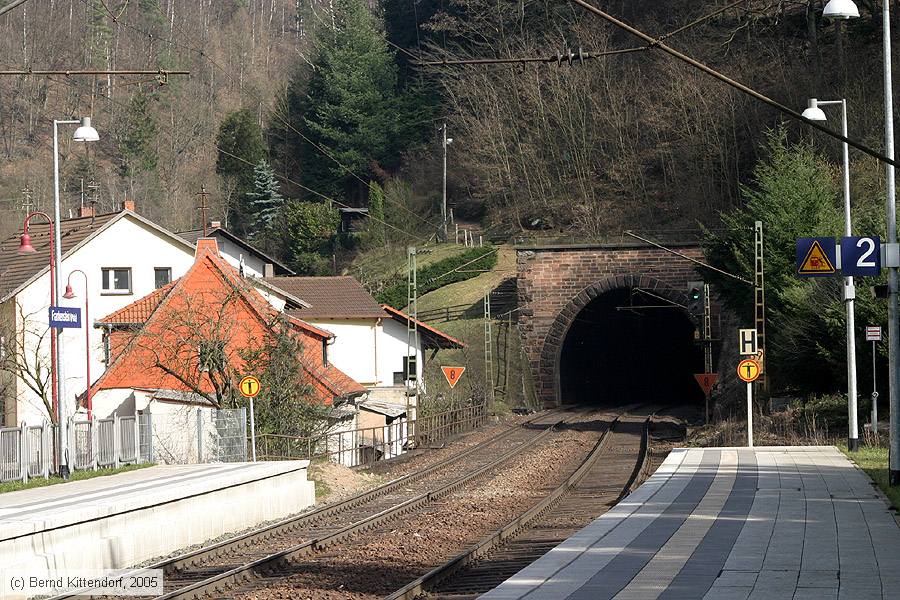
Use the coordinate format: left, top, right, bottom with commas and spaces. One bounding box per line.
559, 287, 705, 406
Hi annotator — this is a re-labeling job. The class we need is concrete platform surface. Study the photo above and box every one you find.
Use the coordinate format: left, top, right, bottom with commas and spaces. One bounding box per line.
483, 447, 900, 600
1, 461, 315, 583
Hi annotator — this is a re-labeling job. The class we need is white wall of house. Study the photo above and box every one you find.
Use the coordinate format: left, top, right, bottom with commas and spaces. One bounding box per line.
211, 233, 267, 278
9, 216, 196, 425
307, 318, 423, 392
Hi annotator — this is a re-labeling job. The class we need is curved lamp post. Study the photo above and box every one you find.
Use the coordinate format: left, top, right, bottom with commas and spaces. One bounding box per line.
802, 98, 859, 451
18, 212, 61, 471
63, 270, 91, 420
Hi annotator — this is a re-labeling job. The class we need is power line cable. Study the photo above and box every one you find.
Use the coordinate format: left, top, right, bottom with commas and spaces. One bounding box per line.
0, 0, 29, 18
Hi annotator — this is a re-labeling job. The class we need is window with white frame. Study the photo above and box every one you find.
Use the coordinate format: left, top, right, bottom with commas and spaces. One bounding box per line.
101, 268, 132, 294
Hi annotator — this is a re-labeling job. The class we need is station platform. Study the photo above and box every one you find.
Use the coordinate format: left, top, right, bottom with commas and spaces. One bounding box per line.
0, 461, 314, 581
484, 446, 900, 600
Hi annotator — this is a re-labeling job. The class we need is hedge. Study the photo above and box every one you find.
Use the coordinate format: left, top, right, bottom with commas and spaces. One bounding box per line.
377, 245, 499, 308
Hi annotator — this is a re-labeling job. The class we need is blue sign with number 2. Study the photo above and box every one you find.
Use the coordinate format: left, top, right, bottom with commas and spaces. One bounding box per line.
841, 236, 881, 276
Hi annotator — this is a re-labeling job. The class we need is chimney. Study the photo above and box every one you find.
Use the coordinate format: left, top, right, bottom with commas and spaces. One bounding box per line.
210, 220, 222, 229
78, 205, 95, 218
122, 199, 135, 212
195, 238, 219, 259
263, 263, 275, 278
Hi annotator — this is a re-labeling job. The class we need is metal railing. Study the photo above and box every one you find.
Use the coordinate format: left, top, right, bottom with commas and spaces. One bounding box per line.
0, 408, 248, 483
257, 400, 488, 467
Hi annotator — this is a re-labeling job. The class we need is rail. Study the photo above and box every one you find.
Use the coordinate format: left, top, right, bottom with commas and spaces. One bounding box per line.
385, 412, 654, 600
154, 419, 560, 600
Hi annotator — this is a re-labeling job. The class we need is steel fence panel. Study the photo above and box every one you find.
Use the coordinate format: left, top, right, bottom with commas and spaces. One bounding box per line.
95, 418, 116, 467
138, 412, 152, 462
0, 427, 21, 482
119, 416, 137, 463
212, 408, 247, 463
72, 420, 94, 470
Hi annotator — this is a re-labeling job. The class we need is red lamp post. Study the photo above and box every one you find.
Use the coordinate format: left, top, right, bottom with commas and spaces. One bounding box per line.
63, 270, 91, 420
18, 212, 59, 430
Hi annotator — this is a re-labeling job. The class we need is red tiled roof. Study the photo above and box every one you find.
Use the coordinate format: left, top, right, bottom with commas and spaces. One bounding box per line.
264, 276, 388, 320
380, 305, 467, 349
100, 281, 178, 324
91, 239, 365, 403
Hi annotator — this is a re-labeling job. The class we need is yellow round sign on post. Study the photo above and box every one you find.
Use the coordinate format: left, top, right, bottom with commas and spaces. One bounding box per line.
736, 359, 760, 383
239, 375, 261, 398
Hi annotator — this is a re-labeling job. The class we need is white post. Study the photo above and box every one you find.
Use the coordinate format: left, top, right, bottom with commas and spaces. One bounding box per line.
196, 408, 203, 463
441, 122, 448, 238
746, 383, 754, 448
133, 415, 140, 464
249, 397, 257, 462
42, 420, 50, 478
885, 1, 900, 486
455, 222, 459, 245
91, 418, 98, 470
873, 339, 879, 435
839, 99, 860, 452
113, 413, 120, 469
20, 422, 28, 483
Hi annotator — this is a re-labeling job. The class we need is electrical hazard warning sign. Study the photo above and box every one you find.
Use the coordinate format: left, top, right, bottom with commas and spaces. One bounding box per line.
796, 237, 837, 277
441, 366, 466, 388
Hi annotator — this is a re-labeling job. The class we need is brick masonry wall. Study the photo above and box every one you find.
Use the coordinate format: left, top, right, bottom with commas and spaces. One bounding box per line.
516, 244, 710, 407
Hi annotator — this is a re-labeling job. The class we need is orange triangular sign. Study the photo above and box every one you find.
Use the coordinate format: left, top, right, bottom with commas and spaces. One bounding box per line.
798, 240, 836, 274
442, 366, 466, 388
694, 373, 718, 397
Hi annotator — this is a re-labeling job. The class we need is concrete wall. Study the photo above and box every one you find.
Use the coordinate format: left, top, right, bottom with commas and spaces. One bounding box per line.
0, 462, 315, 597
8, 216, 196, 425
517, 243, 706, 407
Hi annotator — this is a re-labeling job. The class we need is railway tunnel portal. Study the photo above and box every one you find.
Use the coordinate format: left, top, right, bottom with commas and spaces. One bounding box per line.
516, 242, 722, 408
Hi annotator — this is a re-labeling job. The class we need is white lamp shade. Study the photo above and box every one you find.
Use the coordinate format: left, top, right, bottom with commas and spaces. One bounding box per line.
802, 106, 828, 121
823, 0, 860, 19
73, 116, 99, 142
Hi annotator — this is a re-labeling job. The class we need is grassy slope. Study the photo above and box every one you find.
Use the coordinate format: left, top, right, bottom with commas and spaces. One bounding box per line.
350, 243, 470, 289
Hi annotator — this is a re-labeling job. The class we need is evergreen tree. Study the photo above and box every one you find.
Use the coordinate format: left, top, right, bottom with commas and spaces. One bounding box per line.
118, 92, 158, 178
216, 109, 266, 235
277, 0, 412, 202
246, 159, 285, 240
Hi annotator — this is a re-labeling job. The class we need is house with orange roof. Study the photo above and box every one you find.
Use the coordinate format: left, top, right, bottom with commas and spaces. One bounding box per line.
89, 239, 366, 457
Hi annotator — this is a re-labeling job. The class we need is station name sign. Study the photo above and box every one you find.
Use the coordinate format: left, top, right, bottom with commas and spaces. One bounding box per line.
49, 306, 82, 329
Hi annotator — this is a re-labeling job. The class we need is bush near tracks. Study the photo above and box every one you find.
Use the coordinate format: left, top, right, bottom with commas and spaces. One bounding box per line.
377, 245, 498, 308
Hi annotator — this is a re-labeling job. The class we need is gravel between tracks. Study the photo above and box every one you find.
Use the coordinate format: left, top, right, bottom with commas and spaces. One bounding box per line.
236, 427, 601, 600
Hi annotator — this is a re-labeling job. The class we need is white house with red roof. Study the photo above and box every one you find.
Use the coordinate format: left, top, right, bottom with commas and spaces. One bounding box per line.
0, 203, 307, 428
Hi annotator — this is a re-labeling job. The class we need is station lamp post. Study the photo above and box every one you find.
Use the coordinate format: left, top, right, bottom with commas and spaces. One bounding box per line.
17, 212, 60, 469
801, 98, 859, 451
63, 270, 92, 420
51, 116, 100, 477
822, 0, 898, 481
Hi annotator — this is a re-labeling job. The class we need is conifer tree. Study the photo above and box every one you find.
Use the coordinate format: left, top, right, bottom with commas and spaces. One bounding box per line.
246, 159, 284, 241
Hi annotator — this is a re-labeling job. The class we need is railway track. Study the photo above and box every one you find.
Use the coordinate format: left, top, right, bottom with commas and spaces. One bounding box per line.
87, 409, 566, 600
387, 407, 655, 600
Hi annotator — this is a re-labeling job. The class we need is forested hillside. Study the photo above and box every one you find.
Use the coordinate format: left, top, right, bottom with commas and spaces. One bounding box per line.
0, 1, 895, 271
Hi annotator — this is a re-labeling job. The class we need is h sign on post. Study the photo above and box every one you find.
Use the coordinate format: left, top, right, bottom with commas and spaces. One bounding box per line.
841, 236, 881, 276
48, 306, 81, 329
739, 329, 758, 356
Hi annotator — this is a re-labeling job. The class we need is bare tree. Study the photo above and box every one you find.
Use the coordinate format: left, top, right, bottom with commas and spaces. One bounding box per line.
0, 302, 55, 423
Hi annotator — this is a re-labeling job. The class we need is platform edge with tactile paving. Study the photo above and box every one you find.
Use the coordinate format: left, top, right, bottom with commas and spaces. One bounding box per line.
481, 446, 900, 600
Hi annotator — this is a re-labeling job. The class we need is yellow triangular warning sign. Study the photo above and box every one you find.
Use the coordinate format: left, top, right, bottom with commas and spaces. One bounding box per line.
798, 240, 836, 274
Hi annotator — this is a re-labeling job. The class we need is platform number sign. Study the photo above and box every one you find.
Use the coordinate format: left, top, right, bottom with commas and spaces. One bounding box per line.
239, 375, 261, 398
441, 366, 466, 389
841, 236, 881, 277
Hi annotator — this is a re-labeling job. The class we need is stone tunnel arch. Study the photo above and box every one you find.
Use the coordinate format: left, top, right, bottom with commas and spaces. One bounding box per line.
538, 275, 704, 407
